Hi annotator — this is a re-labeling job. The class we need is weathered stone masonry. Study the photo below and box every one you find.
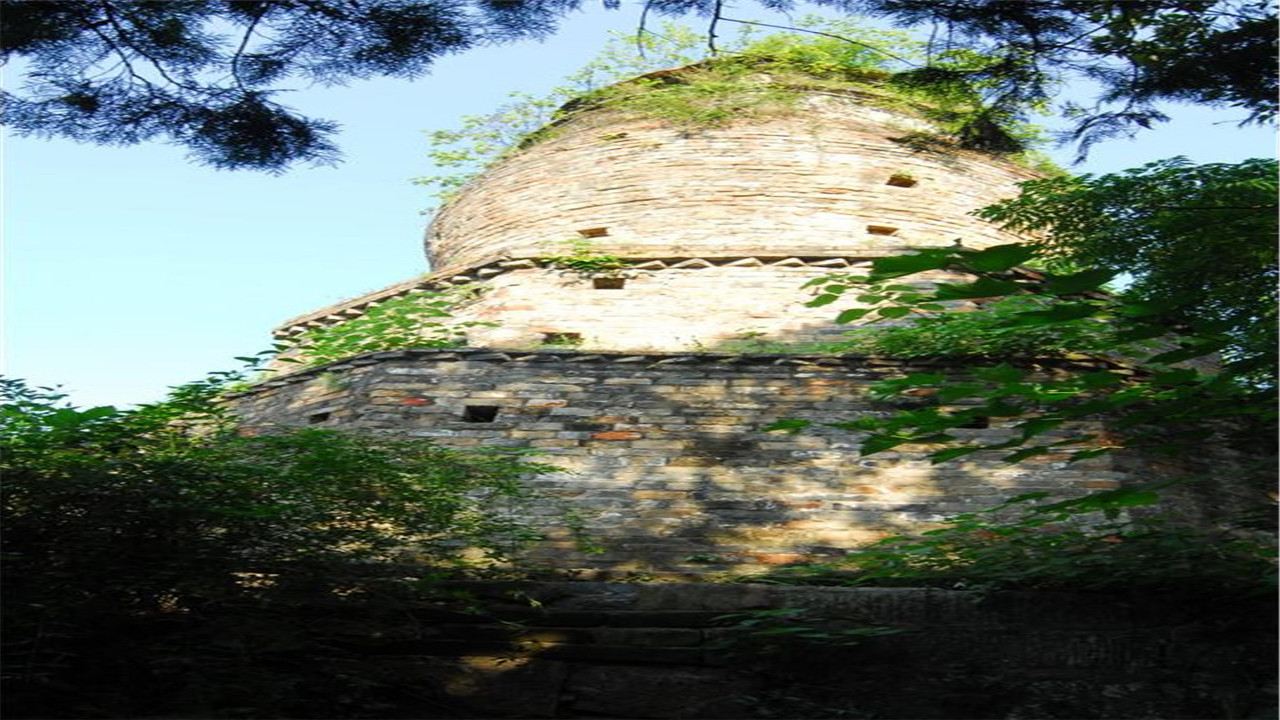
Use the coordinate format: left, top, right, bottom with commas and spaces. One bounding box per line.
223, 66, 1274, 718
233, 349, 1124, 574
274, 90, 1041, 354
233, 74, 1153, 574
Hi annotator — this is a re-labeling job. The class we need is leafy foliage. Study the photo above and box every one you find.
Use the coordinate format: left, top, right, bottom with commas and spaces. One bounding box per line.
413, 23, 709, 203
416, 20, 1055, 207
542, 238, 629, 276
978, 157, 1278, 376
770, 0, 1278, 158
815, 249, 1273, 464
1, 0, 576, 170
284, 287, 482, 368
835, 295, 1124, 359
6, 2, 1272, 169
1, 376, 556, 717
755, 487, 1276, 596
803, 155, 1277, 466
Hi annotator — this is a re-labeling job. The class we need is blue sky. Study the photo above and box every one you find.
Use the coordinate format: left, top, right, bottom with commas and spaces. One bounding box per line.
3, 3, 1274, 408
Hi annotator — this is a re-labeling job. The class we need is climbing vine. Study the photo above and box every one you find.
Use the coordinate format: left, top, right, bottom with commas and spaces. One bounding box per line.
832, 294, 1129, 359
542, 238, 628, 277
415, 19, 1056, 208
282, 286, 484, 368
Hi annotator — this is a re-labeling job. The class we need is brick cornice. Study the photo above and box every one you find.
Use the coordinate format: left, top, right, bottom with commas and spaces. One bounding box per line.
274, 253, 896, 338
227, 346, 1127, 398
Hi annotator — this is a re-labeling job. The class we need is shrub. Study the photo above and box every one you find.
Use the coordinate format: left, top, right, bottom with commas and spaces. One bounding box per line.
1, 377, 555, 717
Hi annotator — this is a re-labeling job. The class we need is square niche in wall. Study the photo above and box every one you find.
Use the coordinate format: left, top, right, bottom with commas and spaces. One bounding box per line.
463, 405, 500, 423
592, 277, 626, 289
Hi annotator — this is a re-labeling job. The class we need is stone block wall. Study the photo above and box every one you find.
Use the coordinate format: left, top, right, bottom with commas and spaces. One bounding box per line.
231, 349, 1129, 576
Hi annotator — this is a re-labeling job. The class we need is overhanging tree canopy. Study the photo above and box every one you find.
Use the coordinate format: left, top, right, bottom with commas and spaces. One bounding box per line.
0, 0, 579, 170
3, 0, 1273, 170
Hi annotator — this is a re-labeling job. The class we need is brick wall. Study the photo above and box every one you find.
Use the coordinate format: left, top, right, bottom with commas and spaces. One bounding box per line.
455, 265, 966, 352
231, 349, 1127, 576
426, 94, 1041, 272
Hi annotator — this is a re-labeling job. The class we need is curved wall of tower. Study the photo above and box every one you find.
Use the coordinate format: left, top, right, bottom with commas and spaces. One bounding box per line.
233, 76, 1237, 578
426, 93, 1041, 272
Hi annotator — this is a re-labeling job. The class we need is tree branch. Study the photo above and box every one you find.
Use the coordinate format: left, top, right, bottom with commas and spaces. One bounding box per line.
718, 17, 919, 67
708, 0, 723, 56
230, 8, 267, 91
635, 0, 656, 59
99, 1, 204, 92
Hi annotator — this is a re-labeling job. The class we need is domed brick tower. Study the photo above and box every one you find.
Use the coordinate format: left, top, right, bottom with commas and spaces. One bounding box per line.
232, 67, 1130, 575
419, 76, 1042, 353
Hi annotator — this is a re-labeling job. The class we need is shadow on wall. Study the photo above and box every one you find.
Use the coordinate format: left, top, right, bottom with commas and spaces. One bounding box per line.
229, 350, 1128, 579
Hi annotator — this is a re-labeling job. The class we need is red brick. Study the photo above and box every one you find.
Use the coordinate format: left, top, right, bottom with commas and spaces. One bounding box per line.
591, 431, 643, 441
399, 397, 432, 406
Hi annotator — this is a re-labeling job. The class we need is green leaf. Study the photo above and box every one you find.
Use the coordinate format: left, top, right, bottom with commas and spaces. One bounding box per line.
1079, 372, 1124, 389
835, 308, 873, 324
807, 294, 840, 307
1002, 446, 1051, 463
1043, 269, 1115, 295
1039, 487, 1161, 513
877, 306, 912, 319
868, 250, 955, 279
1016, 417, 1064, 439
973, 364, 1023, 383
929, 446, 982, 463
936, 383, 985, 402
1000, 491, 1051, 506
1006, 303, 1098, 325
960, 243, 1036, 272
1115, 300, 1180, 318
1151, 369, 1200, 386
933, 277, 1022, 300
861, 434, 911, 455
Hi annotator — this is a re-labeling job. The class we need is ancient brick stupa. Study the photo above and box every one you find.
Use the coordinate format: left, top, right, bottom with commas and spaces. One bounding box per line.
231, 67, 1122, 575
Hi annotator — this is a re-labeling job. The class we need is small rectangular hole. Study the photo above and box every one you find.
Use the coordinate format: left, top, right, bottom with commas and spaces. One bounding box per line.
463, 405, 500, 423
593, 277, 626, 289
886, 174, 918, 188
867, 225, 899, 236
956, 416, 990, 429
577, 227, 609, 238
308, 412, 331, 424
542, 332, 582, 346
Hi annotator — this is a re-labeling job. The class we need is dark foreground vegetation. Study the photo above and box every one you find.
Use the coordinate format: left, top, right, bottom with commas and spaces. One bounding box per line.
4, 2, 1275, 716
0, 376, 560, 718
